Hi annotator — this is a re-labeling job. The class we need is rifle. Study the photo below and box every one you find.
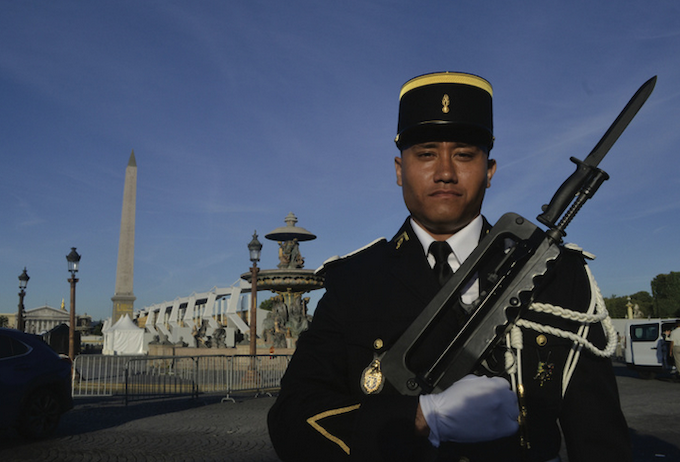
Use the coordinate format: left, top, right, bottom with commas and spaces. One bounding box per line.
381, 77, 657, 396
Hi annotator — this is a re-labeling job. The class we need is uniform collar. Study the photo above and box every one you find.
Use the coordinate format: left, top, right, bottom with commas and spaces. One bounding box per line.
410, 216, 484, 267
387, 219, 440, 304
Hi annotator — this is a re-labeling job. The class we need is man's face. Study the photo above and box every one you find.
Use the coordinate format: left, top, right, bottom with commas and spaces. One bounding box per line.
395, 141, 496, 240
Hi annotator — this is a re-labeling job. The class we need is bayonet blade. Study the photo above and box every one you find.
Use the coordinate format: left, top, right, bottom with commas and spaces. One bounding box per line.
537, 76, 657, 228
583, 76, 657, 168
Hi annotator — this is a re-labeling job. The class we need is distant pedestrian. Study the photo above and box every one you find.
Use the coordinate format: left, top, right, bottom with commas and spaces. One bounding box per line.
616, 333, 624, 360
669, 322, 680, 375
657, 328, 672, 370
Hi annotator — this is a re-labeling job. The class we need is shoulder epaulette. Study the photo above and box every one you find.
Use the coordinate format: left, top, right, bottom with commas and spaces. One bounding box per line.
315, 238, 387, 275
564, 242, 596, 261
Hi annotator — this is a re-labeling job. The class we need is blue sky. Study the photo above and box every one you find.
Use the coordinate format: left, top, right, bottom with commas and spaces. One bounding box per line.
1, 1, 679, 322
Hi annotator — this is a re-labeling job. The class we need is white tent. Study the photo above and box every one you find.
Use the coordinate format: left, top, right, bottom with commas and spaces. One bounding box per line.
103, 314, 146, 355
102, 318, 114, 355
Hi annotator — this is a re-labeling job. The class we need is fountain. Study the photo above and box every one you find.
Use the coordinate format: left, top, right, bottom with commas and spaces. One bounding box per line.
241, 212, 324, 348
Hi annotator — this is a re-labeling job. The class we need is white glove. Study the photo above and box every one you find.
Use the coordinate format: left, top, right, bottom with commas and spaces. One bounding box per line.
419, 374, 519, 447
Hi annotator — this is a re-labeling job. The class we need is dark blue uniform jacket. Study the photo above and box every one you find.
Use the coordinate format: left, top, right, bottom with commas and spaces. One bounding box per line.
268, 218, 631, 462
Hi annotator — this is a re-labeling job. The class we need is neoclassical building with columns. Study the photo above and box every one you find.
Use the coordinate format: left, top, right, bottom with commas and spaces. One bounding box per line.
1, 303, 91, 334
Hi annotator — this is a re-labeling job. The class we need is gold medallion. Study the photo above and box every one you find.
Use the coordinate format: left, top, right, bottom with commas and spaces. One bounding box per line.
361, 355, 385, 395
533, 351, 554, 386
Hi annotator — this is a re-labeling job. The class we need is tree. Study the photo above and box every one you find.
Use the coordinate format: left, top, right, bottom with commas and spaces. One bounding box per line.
651, 271, 680, 318
260, 297, 275, 312
0, 315, 8, 328
604, 291, 654, 319
604, 296, 628, 318
91, 322, 104, 336
632, 291, 654, 317
604, 271, 680, 319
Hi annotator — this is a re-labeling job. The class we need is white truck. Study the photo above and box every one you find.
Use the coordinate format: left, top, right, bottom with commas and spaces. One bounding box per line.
610, 318, 679, 379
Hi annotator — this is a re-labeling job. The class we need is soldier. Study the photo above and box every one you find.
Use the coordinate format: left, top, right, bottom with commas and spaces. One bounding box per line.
268, 72, 631, 461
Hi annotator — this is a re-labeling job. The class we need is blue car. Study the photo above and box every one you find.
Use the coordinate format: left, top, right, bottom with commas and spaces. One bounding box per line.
0, 328, 73, 439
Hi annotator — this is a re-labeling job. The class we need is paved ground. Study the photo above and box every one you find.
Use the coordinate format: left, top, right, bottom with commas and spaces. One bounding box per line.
0, 362, 678, 461
615, 364, 680, 462
0, 393, 279, 462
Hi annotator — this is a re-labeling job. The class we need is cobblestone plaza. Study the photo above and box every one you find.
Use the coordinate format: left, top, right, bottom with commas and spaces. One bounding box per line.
1, 364, 679, 462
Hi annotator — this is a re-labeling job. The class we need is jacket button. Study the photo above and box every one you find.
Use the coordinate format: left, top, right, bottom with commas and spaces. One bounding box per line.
536, 334, 548, 346
373, 338, 384, 350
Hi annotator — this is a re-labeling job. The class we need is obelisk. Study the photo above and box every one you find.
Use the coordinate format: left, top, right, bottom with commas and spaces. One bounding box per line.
111, 151, 137, 323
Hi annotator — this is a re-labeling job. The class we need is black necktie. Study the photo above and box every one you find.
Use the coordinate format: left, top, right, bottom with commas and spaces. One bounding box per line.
430, 241, 453, 286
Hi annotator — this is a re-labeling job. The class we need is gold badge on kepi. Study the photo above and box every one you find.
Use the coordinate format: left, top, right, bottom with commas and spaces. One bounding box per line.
442, 94, 450, 113
361, 354, 385, 394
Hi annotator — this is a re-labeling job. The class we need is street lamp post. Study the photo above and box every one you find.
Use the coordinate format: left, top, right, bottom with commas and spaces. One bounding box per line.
248, 231, 263, 357
66, 247, 81, 360
17, 268, 29, 332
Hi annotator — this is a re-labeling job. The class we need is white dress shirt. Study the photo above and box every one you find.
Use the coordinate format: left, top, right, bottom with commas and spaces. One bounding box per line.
410, 216, 482, 304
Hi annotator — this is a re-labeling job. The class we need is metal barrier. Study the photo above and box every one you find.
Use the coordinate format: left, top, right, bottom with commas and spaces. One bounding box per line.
72, 354, 146, 397
125, 356, 200, 403
223, 355, 292, 400
72, 354, 291, 403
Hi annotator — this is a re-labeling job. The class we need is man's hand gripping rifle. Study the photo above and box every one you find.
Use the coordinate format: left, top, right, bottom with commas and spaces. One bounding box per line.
381, 76, 657, 397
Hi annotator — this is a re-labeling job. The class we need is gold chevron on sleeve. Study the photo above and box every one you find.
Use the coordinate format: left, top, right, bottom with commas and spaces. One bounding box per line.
306, 404, 361, 455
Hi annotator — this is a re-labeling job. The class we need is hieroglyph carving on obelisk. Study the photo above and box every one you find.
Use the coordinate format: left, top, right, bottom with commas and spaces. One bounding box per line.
111, 151, 137, 323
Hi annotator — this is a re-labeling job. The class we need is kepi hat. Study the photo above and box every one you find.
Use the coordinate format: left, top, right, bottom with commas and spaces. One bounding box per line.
395, 72, 494, 150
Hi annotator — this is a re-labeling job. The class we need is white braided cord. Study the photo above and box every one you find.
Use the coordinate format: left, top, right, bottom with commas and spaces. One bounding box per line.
515, 265, 617, 359
528, 301, 608, 324
505, 326, 523, 392
505, 261, 618, 397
